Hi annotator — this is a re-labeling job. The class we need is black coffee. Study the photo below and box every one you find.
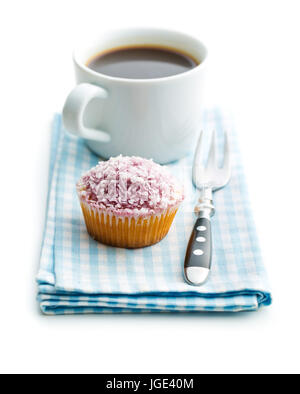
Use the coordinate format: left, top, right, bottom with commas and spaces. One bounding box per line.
86, 46, 199, 79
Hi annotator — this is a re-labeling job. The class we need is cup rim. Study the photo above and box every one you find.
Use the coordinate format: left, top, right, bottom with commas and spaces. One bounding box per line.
73, 27, 208, 84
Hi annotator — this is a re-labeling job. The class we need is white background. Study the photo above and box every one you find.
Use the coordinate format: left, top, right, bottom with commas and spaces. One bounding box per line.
0, 0, 299, 374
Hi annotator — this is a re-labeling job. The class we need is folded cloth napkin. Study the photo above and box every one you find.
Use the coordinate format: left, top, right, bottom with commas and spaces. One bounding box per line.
37, 109, 272, 315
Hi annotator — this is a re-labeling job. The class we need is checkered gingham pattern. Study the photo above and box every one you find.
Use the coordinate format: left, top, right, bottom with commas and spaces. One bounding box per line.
37, 109, 271, 315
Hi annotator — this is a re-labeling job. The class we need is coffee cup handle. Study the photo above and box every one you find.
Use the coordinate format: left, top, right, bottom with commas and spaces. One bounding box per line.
62, 83, 110, 143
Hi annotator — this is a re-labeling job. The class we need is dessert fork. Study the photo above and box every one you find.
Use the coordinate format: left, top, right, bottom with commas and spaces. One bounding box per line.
184, 130, 231, 285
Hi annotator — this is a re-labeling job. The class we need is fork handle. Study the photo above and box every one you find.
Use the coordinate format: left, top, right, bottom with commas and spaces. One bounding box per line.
184, 216, 212, 286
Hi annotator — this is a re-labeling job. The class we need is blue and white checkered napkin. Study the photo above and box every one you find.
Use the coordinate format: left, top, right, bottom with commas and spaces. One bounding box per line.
37, 109, 271, 314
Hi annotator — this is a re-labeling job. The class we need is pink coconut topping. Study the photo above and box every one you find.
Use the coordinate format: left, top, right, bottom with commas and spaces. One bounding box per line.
77, 156, 184, 217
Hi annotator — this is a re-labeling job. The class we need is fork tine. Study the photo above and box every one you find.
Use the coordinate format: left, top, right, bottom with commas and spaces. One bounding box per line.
192, 130, 203, 186
193, 130, 203, 166
206, 130, 217, 170
222, 131, 230, 172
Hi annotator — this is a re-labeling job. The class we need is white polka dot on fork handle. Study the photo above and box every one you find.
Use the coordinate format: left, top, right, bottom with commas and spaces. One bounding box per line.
197, 226, 206, 231
193, 249, 204, 256
196, 236, 206, 242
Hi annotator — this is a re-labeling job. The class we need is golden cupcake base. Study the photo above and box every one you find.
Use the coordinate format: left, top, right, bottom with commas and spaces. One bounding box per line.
80, 201, 178, 248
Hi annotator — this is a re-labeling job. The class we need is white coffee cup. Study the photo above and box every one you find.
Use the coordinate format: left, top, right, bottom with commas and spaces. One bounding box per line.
62, 28, 207, 164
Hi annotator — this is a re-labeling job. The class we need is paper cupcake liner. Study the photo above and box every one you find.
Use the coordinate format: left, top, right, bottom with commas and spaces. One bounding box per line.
79, 201, 179, 248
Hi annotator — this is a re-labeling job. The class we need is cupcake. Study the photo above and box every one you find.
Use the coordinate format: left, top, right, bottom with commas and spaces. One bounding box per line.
76, 155, 184, 248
